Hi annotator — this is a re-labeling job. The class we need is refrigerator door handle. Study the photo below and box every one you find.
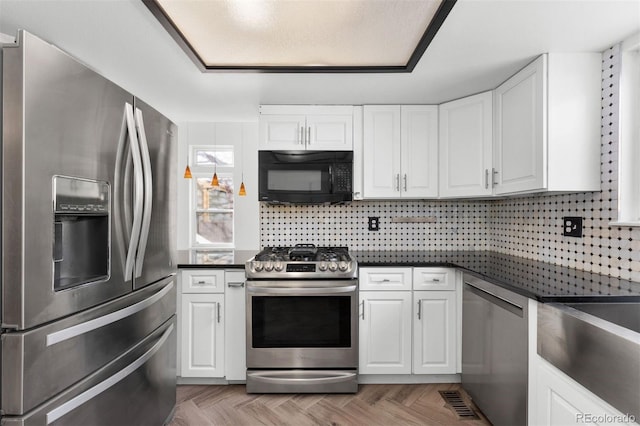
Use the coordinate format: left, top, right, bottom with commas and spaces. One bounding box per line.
124, 103, 144, 282
45, 322, 174, 425
114, 106, 131, 276
134, 107, 153, 278
46, 281, 174, 346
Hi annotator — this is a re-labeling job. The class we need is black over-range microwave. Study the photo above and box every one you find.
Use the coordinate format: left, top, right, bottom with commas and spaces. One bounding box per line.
259, 151, 353, 204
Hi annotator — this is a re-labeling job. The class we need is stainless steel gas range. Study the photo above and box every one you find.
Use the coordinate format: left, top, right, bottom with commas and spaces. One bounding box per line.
245, 244, 358, 393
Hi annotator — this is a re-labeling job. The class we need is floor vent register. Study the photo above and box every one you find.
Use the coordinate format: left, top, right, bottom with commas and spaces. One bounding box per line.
438, 390, 480, 420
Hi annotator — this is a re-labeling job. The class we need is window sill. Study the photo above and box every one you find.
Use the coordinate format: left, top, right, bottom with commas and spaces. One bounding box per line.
609, 221, 640, 228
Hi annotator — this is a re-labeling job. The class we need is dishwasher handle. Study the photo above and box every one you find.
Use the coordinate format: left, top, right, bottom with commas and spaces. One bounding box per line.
464, 281, 524, 318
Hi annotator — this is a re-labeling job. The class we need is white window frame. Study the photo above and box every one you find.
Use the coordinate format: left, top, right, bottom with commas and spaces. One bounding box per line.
612, 32, 640, 227
188, 145, 236, 248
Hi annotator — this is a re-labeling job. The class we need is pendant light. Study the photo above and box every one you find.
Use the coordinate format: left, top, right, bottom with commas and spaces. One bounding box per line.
238, 136, 246, 196
183, 145, 192, 179
238, 176, 246, 196
210, 168, 219, 187
210, 135, 219, 187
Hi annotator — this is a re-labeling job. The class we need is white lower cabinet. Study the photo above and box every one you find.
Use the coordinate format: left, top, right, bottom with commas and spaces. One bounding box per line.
178, 269, 246, 381
413, 291, 456, 374
359, 291, 412, 374
224, 271, 246, 381
533, 356, 636, 426
358, 267, 460, 378
180, 293, 225, 377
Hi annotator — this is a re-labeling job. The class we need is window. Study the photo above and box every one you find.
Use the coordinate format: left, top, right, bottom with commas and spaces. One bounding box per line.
614, 33, 640, 226
189, 146, 235, 257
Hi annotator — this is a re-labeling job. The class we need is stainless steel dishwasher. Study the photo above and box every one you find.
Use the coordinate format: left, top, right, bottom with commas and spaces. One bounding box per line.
462, 273, 529, 426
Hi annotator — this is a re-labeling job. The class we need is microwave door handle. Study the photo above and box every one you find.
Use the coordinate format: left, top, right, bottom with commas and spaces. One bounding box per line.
134, 107, 153, 279
124, 103, 143, 283
329, 165, 333, 193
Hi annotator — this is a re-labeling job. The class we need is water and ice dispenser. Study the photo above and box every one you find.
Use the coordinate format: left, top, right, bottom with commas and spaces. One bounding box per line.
53, 176, 110, 291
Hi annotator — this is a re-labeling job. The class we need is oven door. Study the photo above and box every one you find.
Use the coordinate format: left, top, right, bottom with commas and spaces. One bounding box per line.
246, 281, 358, 369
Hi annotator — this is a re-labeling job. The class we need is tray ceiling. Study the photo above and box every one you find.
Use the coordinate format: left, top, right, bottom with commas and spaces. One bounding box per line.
143, 0, 456, 72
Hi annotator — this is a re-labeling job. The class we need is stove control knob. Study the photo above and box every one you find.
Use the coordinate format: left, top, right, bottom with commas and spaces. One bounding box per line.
264, 261, 274, 272
274, 261, 284, 272
318, 261, 328, 271
328, 261, 338, 272
338, 261, 349, 272
252, 261, 263, 272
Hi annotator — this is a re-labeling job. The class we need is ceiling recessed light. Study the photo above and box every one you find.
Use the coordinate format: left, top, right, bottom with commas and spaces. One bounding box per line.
143, 0, 457, 73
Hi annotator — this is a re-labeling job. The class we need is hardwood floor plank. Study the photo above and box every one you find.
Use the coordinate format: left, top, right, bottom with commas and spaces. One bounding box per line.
270, 400, 324, 426
171, 399, 215, 426
168, 383, 492, 426
291, 393, 328, 410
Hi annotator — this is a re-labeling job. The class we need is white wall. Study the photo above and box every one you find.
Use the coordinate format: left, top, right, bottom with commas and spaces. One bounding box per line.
177, 122, 259, 251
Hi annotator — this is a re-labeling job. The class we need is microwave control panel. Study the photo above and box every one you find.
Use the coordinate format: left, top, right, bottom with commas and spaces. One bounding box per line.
334, 164, 352, 192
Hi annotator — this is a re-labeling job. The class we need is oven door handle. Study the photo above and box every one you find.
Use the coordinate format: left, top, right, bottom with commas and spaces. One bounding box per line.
247, 285, 357, 295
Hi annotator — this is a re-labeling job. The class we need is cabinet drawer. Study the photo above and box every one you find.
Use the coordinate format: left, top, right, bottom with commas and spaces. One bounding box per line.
359, 267, 412, 291
413, 268, 456, 291
180, 270, 225, 293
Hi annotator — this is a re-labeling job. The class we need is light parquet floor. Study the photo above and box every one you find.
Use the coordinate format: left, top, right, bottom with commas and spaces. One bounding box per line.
169, 383, 492, 426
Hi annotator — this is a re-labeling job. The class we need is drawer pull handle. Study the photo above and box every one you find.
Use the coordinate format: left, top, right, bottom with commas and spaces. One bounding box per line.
431, 278, 440, 282
228, 282, 245, 288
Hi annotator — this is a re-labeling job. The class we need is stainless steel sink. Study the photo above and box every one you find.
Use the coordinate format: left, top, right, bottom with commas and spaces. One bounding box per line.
538, 301, 640, 419
564, 302, 640, 333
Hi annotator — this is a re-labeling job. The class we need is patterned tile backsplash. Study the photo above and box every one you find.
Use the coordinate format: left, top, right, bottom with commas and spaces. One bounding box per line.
260, 45, 640, 281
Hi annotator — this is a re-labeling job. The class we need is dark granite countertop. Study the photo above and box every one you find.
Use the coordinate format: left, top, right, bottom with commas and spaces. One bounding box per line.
353, 250, 640, 302
176, 250, 255, 269
177, 248, 640, 302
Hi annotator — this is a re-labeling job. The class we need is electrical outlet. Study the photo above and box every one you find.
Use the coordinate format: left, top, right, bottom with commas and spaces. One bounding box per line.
563, 216, 583, 237
368, 217, 380, 231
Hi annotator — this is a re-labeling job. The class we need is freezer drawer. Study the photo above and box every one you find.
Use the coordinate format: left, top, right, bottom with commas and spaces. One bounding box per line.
2, 277, 175, 415
2, 316, 176, 426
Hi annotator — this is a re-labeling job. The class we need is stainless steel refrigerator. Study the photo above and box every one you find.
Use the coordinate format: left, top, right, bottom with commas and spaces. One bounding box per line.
1, 30, 177, 425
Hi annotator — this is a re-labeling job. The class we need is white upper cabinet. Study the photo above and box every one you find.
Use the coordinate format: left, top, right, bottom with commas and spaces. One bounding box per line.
401, 106, 439, 198
259, 115, 307, 150
439, 92, 493, 198
363, 105, 438, 199
493, 53, 601, 194
259, 105, 353, 151
363, 106, 401, 198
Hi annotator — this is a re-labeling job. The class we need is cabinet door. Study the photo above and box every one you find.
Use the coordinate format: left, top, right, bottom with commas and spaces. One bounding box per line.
259, 115, 306, 150
363, 106, 401, 198
534, 357, 634, 426
401, 106, 439, 198
306, 114, 353, 150
181, 293, 224, 377
359, 291, 412, 374
413, 291, 456, 374
494, 55, 545, 194
439, 92, 493, 197
224, 271, 246, 381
